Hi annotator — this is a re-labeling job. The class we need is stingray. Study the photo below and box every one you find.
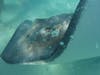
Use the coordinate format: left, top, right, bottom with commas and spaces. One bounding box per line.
1, 0, 86, 64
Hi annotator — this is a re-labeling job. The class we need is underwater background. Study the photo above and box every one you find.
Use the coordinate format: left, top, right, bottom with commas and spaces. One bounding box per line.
0, 0, 100, 75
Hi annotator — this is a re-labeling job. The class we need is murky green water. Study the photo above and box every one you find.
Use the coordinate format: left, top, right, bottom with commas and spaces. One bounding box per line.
0, 0, 100, 75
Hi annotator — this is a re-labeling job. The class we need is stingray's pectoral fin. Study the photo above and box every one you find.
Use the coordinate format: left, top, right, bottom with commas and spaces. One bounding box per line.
1, 20, 33, 64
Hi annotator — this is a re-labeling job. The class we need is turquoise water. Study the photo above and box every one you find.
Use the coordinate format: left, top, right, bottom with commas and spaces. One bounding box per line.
0, 0, 100, 75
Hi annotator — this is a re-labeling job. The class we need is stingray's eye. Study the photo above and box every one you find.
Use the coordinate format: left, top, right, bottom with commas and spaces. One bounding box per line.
45, 27, 52, 32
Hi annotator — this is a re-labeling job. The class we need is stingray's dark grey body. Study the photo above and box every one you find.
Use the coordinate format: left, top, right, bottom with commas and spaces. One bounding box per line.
1, 14, 73, 64
1, 0, 86, 64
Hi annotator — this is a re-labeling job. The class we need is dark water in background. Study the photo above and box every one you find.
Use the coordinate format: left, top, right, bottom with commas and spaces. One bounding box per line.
0, 0, 100, 75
